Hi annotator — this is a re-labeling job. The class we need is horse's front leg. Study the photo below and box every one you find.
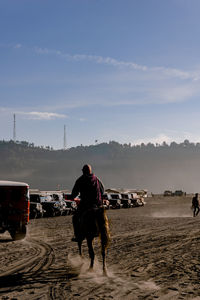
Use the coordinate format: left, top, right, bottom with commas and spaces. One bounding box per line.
87, 237, 95, 270
78, 240, 82, 257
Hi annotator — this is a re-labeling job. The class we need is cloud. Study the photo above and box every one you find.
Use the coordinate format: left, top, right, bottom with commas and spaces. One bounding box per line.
4, 44, 200, 107
34, 47, 148, 71
133, 134, 173, 145
179, 131, 200, 143
0, 43, 22, 49
3, 43, 200, 82
16, 111, 67, 120
34, 46, 200, 81
133, 131, 200, 146
0, 108, 67, 120
0, 107, 7, 112
147, 82, 199, 104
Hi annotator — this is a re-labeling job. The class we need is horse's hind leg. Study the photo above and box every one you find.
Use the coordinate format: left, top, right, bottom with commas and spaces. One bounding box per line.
102, 245, 107, 276
87, 238, 95, 270
78, 240, 82, 257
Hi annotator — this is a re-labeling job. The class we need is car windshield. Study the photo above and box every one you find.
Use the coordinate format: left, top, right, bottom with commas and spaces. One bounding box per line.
30, 194, 40, 203
111, 194, 120, 199
41, 195, 52, 202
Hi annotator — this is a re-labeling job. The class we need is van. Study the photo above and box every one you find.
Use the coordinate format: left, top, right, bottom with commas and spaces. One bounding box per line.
0, 181, 30, 240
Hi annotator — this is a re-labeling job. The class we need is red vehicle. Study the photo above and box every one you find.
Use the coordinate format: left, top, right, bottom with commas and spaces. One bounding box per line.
0, 181, 30, 240
63, 193, 80, 206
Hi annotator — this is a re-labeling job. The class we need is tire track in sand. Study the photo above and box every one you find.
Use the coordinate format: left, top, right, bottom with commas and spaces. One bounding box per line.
0, 238, 55, 289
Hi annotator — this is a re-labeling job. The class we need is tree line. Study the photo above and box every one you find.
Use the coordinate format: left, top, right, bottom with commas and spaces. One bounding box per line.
0, 139, 200, 193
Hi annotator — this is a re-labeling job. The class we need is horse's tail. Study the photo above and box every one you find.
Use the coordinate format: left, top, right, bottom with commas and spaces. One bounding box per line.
96, 207, 111, 250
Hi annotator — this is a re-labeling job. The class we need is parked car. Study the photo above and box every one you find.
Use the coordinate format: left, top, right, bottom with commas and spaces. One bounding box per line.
174, 190, 185, 196
51, 192, 69, 216
41, 198, 58, 217
120, 193, 132, 208
137, 197, 145, 206
40, 193, 65, 217
29, 193, 45, 219
103, 193, 122, 209
64, 199, 77, 215
53, 199, 68, 216
130, 193, 145, 207
30, 192, 59, 217
163, 190, 173, 196
0, 181, 30, 240
30, 201, 44, 219
63, 193, 80, 206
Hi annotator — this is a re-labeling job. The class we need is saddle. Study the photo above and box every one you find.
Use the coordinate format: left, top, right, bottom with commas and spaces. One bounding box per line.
79, 206, 105, 238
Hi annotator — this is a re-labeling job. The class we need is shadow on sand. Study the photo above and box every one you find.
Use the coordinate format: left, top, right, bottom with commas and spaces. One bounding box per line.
0, 266, 78, 294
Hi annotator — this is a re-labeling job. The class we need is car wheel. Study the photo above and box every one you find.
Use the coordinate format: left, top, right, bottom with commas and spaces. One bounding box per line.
9, 225, 27, 241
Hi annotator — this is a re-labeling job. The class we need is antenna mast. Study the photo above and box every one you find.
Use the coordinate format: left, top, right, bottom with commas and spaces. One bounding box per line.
13, 114, 16, 142
63, 125, 66, 150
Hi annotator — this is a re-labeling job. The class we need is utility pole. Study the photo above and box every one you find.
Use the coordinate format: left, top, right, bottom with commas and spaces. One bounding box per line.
63, 125, 66, 150
13, 114, 16, 142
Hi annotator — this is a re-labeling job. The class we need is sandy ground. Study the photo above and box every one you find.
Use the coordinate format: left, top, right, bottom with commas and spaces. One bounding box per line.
1, 196, 200, 300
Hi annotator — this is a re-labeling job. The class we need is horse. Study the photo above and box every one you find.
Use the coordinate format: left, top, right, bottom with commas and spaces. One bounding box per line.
76, 207, 110, 275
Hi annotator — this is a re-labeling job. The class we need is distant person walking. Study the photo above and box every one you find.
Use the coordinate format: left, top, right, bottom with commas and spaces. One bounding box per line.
71, 164, 104, 241
192, 193, 200, 217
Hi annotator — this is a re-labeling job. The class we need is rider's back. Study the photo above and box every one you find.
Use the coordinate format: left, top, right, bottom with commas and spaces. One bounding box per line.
72, 173, 104, 210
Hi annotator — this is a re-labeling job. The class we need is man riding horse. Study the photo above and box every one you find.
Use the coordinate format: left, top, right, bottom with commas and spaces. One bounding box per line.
71, 164, 104, 242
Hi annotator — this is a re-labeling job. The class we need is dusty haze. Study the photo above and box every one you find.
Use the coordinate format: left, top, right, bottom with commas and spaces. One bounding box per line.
0, 140, 199, 193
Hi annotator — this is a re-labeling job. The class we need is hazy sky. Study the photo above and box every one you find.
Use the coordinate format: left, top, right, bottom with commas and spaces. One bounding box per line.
1, 0, 200, 149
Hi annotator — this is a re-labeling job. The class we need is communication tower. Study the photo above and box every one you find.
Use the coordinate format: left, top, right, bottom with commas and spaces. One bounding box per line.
63, 125, 66, 150
13, 114, 16, 142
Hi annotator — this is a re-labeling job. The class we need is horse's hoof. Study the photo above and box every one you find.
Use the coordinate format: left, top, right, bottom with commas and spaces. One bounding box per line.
88, 267, 94, 272
103, 269, 108, 276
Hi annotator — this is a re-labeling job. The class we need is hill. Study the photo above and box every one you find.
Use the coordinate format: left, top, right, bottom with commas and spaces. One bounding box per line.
0, 140, 200, 193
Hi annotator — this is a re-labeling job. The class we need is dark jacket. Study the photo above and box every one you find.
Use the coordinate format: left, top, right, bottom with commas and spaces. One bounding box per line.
71, 173, 104, 210
192, 196, 199, 207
